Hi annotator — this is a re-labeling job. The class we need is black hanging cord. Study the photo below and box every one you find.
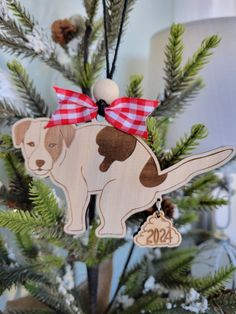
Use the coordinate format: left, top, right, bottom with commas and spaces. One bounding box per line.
102, 0, 110, 79
102, 0, 129, 79
109, 0, 128, 79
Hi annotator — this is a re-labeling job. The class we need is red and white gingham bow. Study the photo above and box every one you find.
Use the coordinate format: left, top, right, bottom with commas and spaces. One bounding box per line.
46, 86, 159, 138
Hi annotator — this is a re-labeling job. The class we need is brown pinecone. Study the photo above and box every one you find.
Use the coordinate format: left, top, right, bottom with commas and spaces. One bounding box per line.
161, 197, 175, 219
51, 19, 77, 45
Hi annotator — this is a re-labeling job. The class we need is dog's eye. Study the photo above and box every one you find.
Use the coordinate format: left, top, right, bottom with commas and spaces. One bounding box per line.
27, 142, 35, 147
48, 143, 56, 148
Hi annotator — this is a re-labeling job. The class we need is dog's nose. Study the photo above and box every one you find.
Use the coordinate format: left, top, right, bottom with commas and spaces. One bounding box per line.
36, 160, 45, 168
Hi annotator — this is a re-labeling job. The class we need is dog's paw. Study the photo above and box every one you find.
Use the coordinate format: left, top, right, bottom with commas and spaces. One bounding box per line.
64, 224, 85, 235
95, 225, 125, 238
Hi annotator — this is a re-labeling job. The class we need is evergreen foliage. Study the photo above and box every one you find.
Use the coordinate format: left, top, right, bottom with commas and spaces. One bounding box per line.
160, 123, 208, 168
7, 0, 35, 31
0, 2, 235, 314
7, 60, 49, 116
153, 24, 220, 118
0, 98, 28, 125
126, 74, 143, 98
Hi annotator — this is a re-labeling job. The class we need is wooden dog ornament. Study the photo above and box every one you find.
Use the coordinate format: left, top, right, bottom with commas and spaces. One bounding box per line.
12, 118, 235, 238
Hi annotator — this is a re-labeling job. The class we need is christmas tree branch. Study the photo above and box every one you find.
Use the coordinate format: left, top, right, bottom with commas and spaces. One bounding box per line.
0, 14, 26, 39
163, 23, 185, 95
7, 0, 35, 31
7, 59, 49, 116
155, 24, 220, 118
1, 152, 32, 210
160, 123, 208, 168
147, 117, 169, 156
155, 78, 204, 118
0, 98, 28, 125
126, 74, 144, 98
175, 194, 228, 211
0, 265, 52, 293
183, 172, 223, 196
26, 283, 76, 314
29, 180, 62, 225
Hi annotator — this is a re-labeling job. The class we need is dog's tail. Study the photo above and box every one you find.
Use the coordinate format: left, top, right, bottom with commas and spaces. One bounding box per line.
158, 146, 235, 194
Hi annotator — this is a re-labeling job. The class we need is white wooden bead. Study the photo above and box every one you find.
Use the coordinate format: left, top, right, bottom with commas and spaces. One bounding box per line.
93, 79, 119, 104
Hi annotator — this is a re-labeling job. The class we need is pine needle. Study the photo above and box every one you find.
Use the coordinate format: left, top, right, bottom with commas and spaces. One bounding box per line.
126, 74, 143, 98
7, 60, 49, 116
163, 23, 185, 95
29, 179, 62, 225
0, 209, 46, 235
0, 98, 28, 125
26, 283, 76, 314
160, 123, 208, 168
7, 0, 35, 31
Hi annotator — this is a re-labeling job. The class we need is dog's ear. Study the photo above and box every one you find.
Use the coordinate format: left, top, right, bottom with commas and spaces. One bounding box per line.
59, 125, 76, 148
12, 119, 32, 147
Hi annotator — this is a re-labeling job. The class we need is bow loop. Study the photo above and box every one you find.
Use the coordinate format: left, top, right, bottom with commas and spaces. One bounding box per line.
46, 86, 158, 138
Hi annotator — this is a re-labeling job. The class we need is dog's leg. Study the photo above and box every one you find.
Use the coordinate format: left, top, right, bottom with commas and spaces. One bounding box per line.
96, 180, 155, 238
95, 180, 125, 238
64, 178, 89, 235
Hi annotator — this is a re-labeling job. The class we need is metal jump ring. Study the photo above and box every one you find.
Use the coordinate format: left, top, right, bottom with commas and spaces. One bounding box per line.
155, 197, 162, 217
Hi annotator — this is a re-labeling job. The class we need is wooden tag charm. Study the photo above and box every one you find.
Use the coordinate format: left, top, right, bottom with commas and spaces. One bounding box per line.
134, 211, 182, 248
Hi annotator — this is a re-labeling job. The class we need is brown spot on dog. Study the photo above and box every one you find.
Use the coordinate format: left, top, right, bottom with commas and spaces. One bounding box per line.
96, 126, 137, 172
45, 125, 75, 161
140, 157, 167, 188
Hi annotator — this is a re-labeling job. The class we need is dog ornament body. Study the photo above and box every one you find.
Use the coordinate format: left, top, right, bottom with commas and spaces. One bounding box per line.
12, 118, 235, 238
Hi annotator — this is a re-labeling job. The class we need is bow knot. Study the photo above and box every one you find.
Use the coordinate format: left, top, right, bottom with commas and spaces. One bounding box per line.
46, 86, 159, 139
96, 99, 109, 117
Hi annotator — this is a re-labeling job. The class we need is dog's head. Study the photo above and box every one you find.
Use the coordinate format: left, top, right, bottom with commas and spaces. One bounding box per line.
12, 118, 76, 177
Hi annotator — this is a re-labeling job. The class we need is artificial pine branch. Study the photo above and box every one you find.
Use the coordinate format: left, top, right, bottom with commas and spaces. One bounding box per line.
155, 78, 204, 118
147, 117, 169, 156
0, 209, 47, 234
175, 194, 228, 211
180, 35, 220, 89
7, 60, 49, 116
183, 172, 223, 196
168, 266, 236, 297
0, 14, 26, 39
0, 33, 37, 57
0, 265, 52, 293
29, 180, 62, 225
160, 123, 208, 168
15, 232, 38, 260
163, 23, 185, 95
209, 289, 236, 313
0, 237, 11, 265
1, 152, 32, 210
175, 211, 198, 227
83, 0, 100, 24
0, 98, 28, 126
26, 283, 77, 314
155, 26, 220, 118
7, 0, 35, 31
126, 74, 143, 98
